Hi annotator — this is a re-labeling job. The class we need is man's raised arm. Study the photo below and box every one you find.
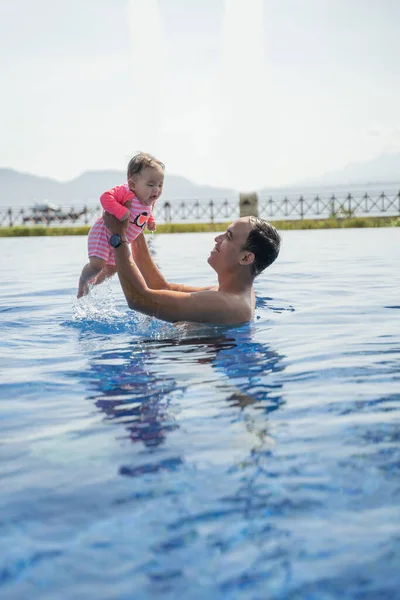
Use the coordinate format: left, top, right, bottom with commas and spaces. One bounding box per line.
131, 234, 214, 293
113, 242, 247, 324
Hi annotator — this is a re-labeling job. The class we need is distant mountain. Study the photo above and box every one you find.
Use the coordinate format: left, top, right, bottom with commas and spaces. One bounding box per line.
0, 168, 238, 208
0, 169, 63, 207
294, 152, 400, 188
256, 152, 400, 198
2, 151, 399, 208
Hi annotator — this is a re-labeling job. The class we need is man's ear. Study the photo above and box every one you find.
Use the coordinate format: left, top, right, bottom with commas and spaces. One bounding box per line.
240, 251, 255, 266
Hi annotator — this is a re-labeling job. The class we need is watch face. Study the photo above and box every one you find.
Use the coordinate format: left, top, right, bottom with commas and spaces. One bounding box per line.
109, 234, 122, 248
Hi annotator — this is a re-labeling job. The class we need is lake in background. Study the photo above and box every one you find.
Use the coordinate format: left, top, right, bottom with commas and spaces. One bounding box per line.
0, 228, 399, 599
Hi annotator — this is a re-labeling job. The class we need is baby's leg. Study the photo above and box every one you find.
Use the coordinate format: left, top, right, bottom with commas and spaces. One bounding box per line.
91, 264, 117, 287
77, 257, 106, 298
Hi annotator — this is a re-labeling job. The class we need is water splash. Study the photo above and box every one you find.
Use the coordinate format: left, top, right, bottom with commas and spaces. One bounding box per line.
71, 280, 124, 323
65, 280, 180, 340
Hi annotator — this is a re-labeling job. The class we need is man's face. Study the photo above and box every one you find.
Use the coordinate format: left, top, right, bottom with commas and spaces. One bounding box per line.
208, 217, 254, 272
129, 167, 164, 206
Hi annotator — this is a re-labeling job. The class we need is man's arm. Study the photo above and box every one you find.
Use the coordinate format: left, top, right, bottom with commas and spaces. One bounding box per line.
114, 243, 249, 324
131, 233, 214, 293
130, 233, 168, 289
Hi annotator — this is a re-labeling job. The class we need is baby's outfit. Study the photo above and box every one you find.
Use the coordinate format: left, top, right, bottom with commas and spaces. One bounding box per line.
88, 184, 156, 266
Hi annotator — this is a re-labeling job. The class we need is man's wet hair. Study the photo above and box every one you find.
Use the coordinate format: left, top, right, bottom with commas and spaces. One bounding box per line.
241, 217, 281, 277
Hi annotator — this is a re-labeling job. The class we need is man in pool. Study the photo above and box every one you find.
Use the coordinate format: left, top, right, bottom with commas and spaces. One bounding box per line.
102, 210, 281, 325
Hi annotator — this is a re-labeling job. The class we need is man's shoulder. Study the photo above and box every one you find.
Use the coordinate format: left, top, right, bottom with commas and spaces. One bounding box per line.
197, 285, 253, 298
190, 286, 254, 324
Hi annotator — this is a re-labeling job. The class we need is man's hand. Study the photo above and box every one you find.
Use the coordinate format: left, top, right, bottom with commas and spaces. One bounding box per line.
103, 200, 132, 234
103, 211, 129, 236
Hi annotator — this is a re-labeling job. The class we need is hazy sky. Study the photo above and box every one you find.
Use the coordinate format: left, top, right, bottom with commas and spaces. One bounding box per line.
1, 0, 399, 189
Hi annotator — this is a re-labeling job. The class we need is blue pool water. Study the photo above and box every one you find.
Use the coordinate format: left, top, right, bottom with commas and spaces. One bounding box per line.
1, 228, 399, 599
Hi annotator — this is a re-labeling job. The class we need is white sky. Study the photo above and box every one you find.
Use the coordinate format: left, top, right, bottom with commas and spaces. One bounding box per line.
1, 0, 399, 189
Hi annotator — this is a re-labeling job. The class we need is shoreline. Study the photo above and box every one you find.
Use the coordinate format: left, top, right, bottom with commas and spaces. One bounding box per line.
0, 216, 398, 237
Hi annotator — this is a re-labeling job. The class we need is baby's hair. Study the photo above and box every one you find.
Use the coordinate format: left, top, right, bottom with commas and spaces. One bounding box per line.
127, 152, 165, 179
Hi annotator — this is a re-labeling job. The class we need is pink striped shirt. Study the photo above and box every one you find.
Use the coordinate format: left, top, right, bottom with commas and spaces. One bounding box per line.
100, 183, 155, 225
87, 184, 156, 265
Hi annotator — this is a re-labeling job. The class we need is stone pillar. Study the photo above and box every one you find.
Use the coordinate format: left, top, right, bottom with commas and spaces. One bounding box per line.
239, 192, 259, 218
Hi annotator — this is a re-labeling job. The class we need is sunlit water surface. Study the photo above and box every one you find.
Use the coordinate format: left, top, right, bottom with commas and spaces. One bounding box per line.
1, 229, 399, 599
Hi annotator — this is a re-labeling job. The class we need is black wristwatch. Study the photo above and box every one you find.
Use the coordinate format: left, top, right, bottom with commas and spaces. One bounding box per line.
109, 234, 128, 248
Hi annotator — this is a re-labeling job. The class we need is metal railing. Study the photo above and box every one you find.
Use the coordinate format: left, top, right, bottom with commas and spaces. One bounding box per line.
258, 191, 400, 220
0, 190, 399, 227
0, 205, 103, 228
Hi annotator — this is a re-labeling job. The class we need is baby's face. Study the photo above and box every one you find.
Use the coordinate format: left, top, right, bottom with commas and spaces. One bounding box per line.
129, 167, 164, 206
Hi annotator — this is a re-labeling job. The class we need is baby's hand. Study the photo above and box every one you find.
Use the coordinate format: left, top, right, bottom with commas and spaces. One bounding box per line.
147, 221, 157, 232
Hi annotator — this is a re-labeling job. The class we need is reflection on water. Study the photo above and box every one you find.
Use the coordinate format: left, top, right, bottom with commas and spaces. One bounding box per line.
89, 343, 179, 449
82, 324, 285, 481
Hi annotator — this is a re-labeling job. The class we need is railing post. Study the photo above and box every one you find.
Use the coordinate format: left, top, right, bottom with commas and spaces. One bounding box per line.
209, 199, 214, 223
398, 191, 400, 215
239, 192, 258, 217
8, 208, 13, 227
180, 201, 186, 220
299, 195, 304, 219
163, 202, 171, 223
330, 195, 336, 218
268, 197, 273, 217
315, 195, 320, 216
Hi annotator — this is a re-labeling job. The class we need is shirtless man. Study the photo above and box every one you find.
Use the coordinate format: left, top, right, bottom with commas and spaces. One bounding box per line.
102, 211, 281, 325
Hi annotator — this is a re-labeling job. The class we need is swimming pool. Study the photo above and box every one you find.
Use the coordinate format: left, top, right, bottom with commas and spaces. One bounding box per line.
1, 228, 399, 599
